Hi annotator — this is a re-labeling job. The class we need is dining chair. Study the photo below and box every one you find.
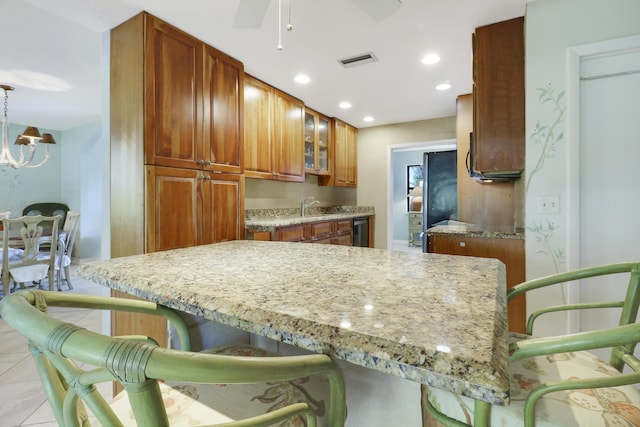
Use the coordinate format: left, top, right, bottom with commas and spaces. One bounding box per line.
423, 261, 640, 427
22, 202, 69, 240
55, 210, 80, 291
1, 215, 61, 297
0, 289, 348, 427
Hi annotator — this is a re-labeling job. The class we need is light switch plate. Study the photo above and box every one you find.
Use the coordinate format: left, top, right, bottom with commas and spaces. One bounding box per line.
537, 195, 560, 214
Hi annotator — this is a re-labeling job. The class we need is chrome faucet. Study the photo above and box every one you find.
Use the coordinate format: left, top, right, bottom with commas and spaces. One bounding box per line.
301, 197, 320, 217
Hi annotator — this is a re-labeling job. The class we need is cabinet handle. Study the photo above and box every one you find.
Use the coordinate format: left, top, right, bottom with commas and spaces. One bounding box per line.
198, 159, 205, 165
205, 160, 212, 166
459, 241, 466, 247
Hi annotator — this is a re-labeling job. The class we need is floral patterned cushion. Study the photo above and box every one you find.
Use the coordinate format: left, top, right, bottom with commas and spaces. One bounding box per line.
426, 333, 640, 426
104, 343, 331, 427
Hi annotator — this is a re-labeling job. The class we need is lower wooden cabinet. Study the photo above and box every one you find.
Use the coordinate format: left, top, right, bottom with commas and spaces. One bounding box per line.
429, 234, 526, 333
269, 219, 353, 245
146, 166, 244, 252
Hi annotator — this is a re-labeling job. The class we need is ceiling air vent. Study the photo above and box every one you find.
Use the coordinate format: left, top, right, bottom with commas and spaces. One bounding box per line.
338, 52, 379, 68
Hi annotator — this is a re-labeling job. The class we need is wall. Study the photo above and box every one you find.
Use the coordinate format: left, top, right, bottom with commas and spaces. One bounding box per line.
525, 0, 640, 336
357, 117, 456, 249
61, 120, 104, 261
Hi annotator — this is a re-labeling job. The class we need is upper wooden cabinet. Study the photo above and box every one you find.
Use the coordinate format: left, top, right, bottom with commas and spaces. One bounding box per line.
472, 16, 525, 175
244, 75, 304, 182
203, 46, 244, 174
142, 14, 243, 173
457, 94, 516, 232
304, 107, 331, 176
243, 76, 274, 178
332, 119, 358, 187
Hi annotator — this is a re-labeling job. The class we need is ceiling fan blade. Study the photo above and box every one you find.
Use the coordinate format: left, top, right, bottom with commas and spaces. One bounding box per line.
351, 0, 402, 22
233, 0, 271, 29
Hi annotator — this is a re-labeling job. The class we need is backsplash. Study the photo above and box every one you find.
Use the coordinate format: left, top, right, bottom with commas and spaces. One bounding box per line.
244, 175, 356, 210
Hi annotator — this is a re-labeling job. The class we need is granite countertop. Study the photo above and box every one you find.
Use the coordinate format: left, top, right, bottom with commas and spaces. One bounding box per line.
245, 206, 374, 231
78, 240, 509, 405
427, 223, 525, 240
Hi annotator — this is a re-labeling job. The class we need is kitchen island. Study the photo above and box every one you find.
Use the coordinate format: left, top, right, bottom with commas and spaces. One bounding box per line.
78, 240, 509, 423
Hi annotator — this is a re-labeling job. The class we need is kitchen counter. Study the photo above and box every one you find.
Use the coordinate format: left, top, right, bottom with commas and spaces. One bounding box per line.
245, 206, 374, 232
78, 240, 509, 405
427, 223, 524, 240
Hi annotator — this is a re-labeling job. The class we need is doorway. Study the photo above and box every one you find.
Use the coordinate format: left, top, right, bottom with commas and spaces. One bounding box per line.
388, 140, 455, 251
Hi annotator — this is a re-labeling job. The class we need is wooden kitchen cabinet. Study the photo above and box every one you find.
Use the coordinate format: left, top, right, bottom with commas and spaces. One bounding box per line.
304, 107, 331, 176
243, 74, 305, 182
319, 118, 357, 187
333, 119, 357, 187
203, 45, 244, 174
429, 234, 526, 333
110, 12, 245, 354
456, 94, 516, 231
332, 219, 354, 245
472, 16, 525, 174
243, 76, 273, 178
275, 224, 306, 242
270, 219, 354, 246
143, 14, 243, 173
146, 166, 244, 252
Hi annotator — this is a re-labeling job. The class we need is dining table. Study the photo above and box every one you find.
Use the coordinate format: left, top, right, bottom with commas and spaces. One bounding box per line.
78, 240, 510, 426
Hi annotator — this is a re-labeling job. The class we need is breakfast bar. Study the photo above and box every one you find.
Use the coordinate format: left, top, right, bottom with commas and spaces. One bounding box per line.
78, 240, 510, 423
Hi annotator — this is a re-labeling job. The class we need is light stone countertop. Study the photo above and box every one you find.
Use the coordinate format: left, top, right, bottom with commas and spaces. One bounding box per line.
427, 224, 525, 240
78, 240, 510, 405
245, 206, 374, 231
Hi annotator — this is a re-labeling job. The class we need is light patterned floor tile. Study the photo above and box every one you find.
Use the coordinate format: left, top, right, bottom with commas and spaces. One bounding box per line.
0, 270, 107, 426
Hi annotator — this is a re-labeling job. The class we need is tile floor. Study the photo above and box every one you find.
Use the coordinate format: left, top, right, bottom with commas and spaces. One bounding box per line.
0, 267, 110, 427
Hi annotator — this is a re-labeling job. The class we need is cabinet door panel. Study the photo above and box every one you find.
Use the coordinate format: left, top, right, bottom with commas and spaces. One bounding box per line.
472, 17, 524, 173
333, 119, 357, 187
201, 173, 244, 244
243, 76, 274, 178
204, 47, 243, 173
332, 234, 353, 246
275, 225, 306, 242
274, 91, 304, 182
308, 221, 334, 240
145, 17, 203, 169
146, 166, 199, 252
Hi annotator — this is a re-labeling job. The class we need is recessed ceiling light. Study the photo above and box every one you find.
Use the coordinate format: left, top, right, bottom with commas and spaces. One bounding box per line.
436, 82, 452, 91
294, 74, 311, 84
339, 101, 352, 109
363, 116, 374, 123
421, 54, 441, 65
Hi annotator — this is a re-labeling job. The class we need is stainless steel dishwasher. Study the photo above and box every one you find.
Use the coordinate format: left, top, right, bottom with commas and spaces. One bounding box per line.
352, 217, 369, 247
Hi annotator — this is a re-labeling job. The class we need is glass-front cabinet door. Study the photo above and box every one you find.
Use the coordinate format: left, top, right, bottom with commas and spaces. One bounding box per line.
304, 108, 331, 176
304, 113, 315, 170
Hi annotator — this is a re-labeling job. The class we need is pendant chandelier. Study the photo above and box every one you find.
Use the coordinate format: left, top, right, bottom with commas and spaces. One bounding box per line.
0, 84, 55, 169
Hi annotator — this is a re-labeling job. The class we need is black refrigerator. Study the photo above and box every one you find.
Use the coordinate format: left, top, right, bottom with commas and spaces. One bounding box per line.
421, 150, 457, 252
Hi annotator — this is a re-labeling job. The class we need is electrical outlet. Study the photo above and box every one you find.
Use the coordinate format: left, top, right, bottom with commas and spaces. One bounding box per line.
537, 195, 560, 214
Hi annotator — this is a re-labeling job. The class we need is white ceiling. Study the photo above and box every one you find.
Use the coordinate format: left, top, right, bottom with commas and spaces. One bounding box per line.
1, 0, 525, 131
